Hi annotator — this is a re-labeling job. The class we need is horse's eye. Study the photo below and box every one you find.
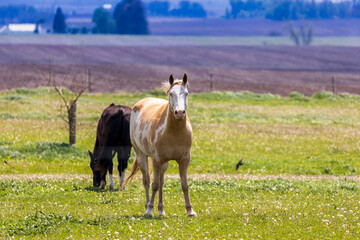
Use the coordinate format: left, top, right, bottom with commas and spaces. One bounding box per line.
170, 92, 173, 97
185, 92, 189, 96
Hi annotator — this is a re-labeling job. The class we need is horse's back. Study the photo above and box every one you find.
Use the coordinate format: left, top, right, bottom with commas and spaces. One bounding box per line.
97, 104, 132, 147
130, 97, 168, 156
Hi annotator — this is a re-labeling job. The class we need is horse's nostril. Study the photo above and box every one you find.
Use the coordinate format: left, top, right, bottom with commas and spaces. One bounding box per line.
175, 110, 178, 114
182, 110, 185, 114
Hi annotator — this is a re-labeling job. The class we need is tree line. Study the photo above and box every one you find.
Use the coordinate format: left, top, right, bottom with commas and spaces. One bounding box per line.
227, 0, 360, 20
0, 5, 53, 24
92, 0, 148, 34
146, 1, 207, 18
0, 0, 149, 34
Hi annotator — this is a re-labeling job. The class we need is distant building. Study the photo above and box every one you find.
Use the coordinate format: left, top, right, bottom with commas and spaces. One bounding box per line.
66, 18, 95, 33
0, 23, 47, 34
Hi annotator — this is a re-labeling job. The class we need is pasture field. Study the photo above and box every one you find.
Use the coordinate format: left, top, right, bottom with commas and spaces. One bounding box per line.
1, 88, 360, 239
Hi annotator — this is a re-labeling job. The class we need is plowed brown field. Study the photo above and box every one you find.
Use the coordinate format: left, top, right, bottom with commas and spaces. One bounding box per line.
1, 44, 360, 95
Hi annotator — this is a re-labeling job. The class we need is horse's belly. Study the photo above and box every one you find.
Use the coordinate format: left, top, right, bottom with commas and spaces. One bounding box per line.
130, 117, 154, 157
156, 138, 192, 161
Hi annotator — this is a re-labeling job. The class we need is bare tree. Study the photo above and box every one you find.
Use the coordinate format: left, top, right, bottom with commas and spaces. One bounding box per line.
36, 59, 91, 145
284, 21, 313, 46
299, 21, 313, 46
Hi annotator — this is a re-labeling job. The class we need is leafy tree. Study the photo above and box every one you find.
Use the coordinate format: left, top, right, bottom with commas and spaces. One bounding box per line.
265, 0, 359, 20
81, 27, 88, 34
266, 1, 291, 20
170, 1, 207, 18
0, 5, 51, 24
53, 7, 66, 33
318, 0, 335, 19
353, 0, 360, 17
92, 7, 115, 34
307, 0, 318, 19
113, 0, 149, 34
229, 0, 263, 19
147, 1, 169, 16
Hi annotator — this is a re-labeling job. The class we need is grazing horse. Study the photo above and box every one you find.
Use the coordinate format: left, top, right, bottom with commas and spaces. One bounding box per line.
123, 73, 196, 217
89, 103, 132, 191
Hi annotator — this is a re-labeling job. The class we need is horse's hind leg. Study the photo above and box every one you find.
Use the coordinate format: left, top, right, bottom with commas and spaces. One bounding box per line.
148, 158, 162, 217
137, 152, 151, 217
158, 161, 169, 217
118, 146, 131, 189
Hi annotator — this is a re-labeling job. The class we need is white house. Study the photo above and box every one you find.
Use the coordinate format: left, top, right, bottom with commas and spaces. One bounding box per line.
0, 23, 45, 34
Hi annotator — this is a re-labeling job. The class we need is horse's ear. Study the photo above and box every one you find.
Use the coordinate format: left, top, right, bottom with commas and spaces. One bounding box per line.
88, 150, 93, 159
169, 74, 174, 85
183, 73, 188, 85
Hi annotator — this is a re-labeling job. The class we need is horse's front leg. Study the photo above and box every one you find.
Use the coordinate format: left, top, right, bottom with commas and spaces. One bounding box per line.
99, 169, 106, 190
158, 161, 169, 217
178, 155, 196, 217
107, 160, 114, 191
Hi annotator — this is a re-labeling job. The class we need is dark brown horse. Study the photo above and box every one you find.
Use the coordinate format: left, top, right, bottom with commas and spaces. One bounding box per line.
89, 103, 132, 191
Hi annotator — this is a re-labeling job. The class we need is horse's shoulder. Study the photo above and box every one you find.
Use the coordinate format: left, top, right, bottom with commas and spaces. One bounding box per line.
133, 97, 167, 113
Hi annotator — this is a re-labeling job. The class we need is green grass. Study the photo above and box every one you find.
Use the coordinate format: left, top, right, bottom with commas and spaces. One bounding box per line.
0, 88, 360, 175
0, 35, 359, 46
1, 177, 359, 239
1, 88, 360, 175
1, 87, 360, 239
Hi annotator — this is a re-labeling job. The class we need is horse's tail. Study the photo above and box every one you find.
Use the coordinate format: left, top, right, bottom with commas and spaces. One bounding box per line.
121, 156, 139, 190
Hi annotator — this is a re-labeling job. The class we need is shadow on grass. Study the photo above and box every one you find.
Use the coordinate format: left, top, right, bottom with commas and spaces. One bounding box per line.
84, 186, 103, 192
122, 214, 169, 220
84, 186, 125, 193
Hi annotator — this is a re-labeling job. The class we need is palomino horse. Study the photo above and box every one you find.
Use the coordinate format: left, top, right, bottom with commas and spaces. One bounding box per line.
123, 73, 196, 217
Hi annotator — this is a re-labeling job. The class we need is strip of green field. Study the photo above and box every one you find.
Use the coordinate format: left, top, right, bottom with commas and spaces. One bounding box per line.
0, 35, 359, 46
0, 177, 359, 239
1, 88, 360, 176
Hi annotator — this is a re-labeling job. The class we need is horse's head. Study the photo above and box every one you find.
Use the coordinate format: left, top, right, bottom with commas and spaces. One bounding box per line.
88, 150, 101, 187
166, 73, 189, 120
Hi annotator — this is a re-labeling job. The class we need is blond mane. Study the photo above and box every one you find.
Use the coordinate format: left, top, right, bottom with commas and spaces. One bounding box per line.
161, 80, 187, 95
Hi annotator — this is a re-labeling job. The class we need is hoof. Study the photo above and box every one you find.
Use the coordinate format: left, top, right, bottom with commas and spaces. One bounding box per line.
108, 183, 114, 191
119, 184, 125, 191
99, 180, 105, 190
158, 211, 166, 217
144, 209, 153, 218
187, 210, 197, 217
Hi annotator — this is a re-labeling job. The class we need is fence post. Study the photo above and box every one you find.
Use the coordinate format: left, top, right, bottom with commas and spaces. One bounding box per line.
68, 100, 77, 145
88, 68, 91, 92
331, 76, 335, 95
210, 73, 213, 91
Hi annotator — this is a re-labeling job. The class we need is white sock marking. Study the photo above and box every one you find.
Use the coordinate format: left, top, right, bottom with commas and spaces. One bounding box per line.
109, 174, 114, 191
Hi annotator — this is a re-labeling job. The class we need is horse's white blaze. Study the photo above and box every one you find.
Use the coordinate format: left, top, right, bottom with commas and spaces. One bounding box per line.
169, 84, 188, 114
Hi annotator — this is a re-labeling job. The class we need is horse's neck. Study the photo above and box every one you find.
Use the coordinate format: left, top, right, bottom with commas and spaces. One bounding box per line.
164, 103, 187, 132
